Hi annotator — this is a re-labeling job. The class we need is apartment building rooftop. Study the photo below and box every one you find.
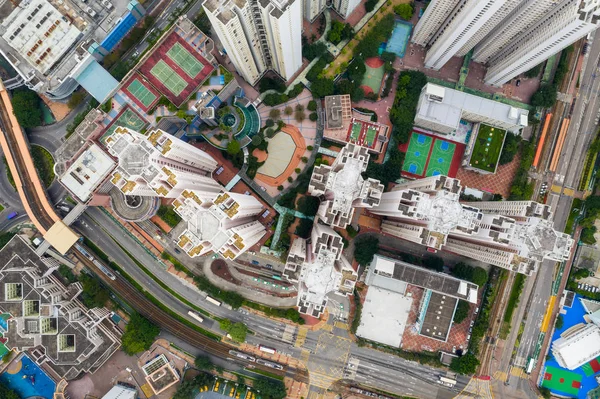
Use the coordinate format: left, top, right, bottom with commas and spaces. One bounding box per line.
415, 83, 529, 134
0, 235, 120, 380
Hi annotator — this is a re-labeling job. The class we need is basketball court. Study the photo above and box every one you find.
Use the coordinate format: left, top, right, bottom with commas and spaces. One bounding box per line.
401, 131, 465, 178
101, 107, 148, 142
361, 57, 385, 97
402, 133, 433, 176
542, 366, 582, 397
167, 42, 205, 78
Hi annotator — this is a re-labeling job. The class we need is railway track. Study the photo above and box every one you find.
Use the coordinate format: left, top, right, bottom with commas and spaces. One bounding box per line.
477, 271, 515, 377
77, 248, 310, 384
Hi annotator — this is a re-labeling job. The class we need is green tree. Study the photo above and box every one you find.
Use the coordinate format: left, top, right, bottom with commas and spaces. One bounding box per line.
499, 133, 522, 165
354, 236, 379, 265
311, 78, 335, 98
296, 196, 320, 216
555, 314, 564, 330
284, 106, 293, 116
254, 377, 287, 399
173, 380, 198, 399
381, 51, 396, 64
295, 218, 314, 239
121, 313, 160, 355
540, 387, 551, 399
450, 353, 480, 375
227, 140, 241, 156
394, 3, 414, 20
525, 64, 542, 78
11, 87, 42, 128
228, 322, 248, 342
347, 57, 366, 82
531, 83, 557, 108
79, 273, 109, 308
453, 300, 470, 324
422, 256, 444, 271
364, 0, 377, 12
219, 319, 233, 331
307, 100, 317, 111
194, 355, 214, 371
269, 108, 281, 119
68, 91, 86, 109
581, 226, 597, 244
471, 267, 489, 287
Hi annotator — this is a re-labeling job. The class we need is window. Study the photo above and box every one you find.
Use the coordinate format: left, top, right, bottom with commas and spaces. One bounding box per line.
58, 334, 76, 352
4, 283, 22, 301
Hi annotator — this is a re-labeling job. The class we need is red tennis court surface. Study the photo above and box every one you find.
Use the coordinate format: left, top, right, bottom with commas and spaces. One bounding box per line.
399, 131, 465, 179
138, 30, 214, 107
121, 72, 161, 112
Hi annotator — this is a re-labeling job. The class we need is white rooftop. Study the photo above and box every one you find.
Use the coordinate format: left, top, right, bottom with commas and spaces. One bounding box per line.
327, 157, 364, 214
59, 143, 116, 202
356, 286, 412, 348
101, 386, 137, 399
417, 83, 529, 133
415, 190, 481, 235
2, 0, 82, 74
302, 249, 341, 303
553, 323, 600, 370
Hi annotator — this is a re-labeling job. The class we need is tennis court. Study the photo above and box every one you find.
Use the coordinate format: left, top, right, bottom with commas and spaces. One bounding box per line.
402, 133, 433, 176
150, 60, 187, 96
542, 366, 582, 397
351, 122, 362, 141
386, 20, 412, 57
167, 42, 204, 78
426, 140, 456, 177
126, 79, 157, 108
365, 126, 378, 147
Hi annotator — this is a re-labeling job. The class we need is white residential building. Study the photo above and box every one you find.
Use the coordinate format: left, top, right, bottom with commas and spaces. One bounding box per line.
552, 323, 600, 370
415, 83, 528, 134
471, 0, 558, 64
309, 143, 384, 229
173, 190, 266, 260
423, 0, 507, 70
369, 175, 574, 275
105, 127, 220, 198
283, 223, 357, 317
332, 0, 361, 19
202, 0, 302, 85
304, 0, 326, 21
412, 0, 460, 46
484, 0, 600, 86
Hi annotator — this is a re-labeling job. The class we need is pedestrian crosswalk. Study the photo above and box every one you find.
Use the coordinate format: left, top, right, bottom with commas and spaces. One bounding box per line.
334, 321, 349, 330
295, 327, 307, 347
493, 367, 528, 381
300, 349, 310, 366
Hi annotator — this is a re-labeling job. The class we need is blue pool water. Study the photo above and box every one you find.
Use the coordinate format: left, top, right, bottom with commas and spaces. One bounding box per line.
0, 315, 8, 332
0, 355, 56, 399
385, 20, 412, 58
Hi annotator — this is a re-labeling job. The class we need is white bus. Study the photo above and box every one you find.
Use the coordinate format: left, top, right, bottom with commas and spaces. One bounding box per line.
258, 345, 276, 354
188, 311, 204, 323
438, 375, 457, 387
526, 357, 535, 374
206, 296, 222, 306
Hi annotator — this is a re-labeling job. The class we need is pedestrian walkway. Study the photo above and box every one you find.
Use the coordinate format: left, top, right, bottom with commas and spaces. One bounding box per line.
295, 328, 308, 348
454, 378, 494, 399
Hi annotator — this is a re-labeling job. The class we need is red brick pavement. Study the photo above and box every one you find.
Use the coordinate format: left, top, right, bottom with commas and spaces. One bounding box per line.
456, 155, 520, 198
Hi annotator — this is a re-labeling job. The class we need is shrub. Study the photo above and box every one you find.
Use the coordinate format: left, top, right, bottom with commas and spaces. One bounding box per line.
295, 104, 304, 112
251, 135, 263, 146
307, 145, 313, 151
308, 100, 317, 111
453, 300, 470, 324
284, 106, 293, 116
277, 185, 284, 191
269, 108, 281, 119
301, 156, 308, 163
295, 110, 306, 122
365, 0, 377, 12
259, 76, 286, 93
157, 205, 182, 227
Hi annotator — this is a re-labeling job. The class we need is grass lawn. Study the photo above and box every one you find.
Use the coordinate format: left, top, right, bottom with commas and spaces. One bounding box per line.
0, 204, 4, 213
469, 124, 506, 173
565, 198, 582, 234
31, 145, 55, 188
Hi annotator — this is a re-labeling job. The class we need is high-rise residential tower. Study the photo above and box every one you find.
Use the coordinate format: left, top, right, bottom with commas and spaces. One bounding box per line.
369, 175, 573, 275
332, 0, 362, 19
304, 0, 326, 21
202, 0, 302, 85
105, 127, 221, 198
484, 0, 600, 86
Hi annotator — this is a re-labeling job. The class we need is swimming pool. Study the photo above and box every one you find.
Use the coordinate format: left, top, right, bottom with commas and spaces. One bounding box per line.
386, 20, 412, 58
0, 355, 56, 399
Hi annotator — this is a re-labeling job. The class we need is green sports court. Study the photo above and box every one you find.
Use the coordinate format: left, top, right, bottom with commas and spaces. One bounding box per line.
361, 57, 385, 97
167, 42, 205, 78
101, 107, 148, 142
426, 139, 456, 177
468, 124, 507, 173
126, 78, 158, 108
365, 126, 378, 147
150, 60, 188, 97
542, 366, 582, 397
402, 133, 433, 176
351, 122, 362, 141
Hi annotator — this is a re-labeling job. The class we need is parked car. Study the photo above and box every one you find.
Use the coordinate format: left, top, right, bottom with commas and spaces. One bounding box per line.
516, 79, 521, 87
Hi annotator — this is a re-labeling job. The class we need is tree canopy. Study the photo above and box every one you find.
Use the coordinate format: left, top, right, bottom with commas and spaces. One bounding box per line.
531, 83, 557, 108
422, 255, 444, 272
121, 313, 160, 355
295, 218, 313, 239
347, 57, 366, 83
253, 377, 287, 399
353, 236, 379, 266
0, 382, 20, 399
311, 78, 335, 98
450, 353, 480, 375
194, 355, 214, 371
499, 133, 522, 165
394, 3, 414, 20
451, 263, 488, 286
296, 196, 320, 216
453, 300, 470, 324
227, 140, 241, 155
219, 319, 248, 343
11, 87, 42, 128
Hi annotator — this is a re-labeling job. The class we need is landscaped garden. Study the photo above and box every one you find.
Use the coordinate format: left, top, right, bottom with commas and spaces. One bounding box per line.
468, 124, 507, 173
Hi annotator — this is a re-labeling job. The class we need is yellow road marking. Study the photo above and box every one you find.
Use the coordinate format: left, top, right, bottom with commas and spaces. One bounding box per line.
541, 296, 556, 333
551, 184, 562, 194
563, 187, 575, 196
295, 327, 307, 347
334, 321, 349, 330
141, 383, 154, 398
